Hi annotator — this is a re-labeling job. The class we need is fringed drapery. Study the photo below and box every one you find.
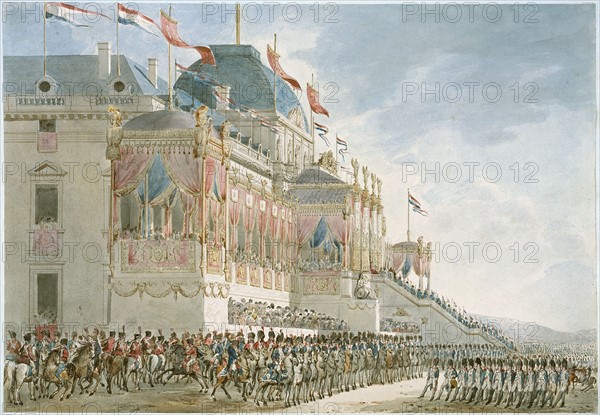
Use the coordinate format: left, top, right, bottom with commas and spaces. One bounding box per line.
162, 188, 178, 238
229, 187, 243, 254
309, 217, 329, 248
180, 191, 196, 236
243, 191, 256, 252
296, 215, 321, 248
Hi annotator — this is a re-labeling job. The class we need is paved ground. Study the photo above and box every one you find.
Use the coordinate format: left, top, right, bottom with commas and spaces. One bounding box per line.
3, 376, 598, 413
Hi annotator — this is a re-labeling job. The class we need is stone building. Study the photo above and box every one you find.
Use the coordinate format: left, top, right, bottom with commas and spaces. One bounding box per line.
3, 41, 512, 348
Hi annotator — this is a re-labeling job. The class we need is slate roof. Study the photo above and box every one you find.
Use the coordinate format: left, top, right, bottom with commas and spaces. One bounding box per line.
294, 166, 345, 185
173, 45, 309, 132
3, 55, 168, 96
289, 166, 351, 204
289, 187, 351, 205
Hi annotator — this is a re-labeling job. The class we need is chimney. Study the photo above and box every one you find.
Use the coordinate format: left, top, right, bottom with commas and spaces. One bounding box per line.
215, 85, 231, 110
148, 58, 158, 88
97, 42, 111, 79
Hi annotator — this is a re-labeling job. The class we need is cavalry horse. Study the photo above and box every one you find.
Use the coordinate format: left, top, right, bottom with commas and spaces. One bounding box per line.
210, 349, 252, 402
159, 344, 209, 392
68, 344, 100, 397
5, 360, 37, 405
39, 349, 75, 401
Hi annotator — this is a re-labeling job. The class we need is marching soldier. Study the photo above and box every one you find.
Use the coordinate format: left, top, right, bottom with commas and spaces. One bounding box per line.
545, 359, 559, 407
530, 358, 548, 408
551, 359, 570, 408
419, 357, 439, 400
435, 358, 457, 401
521, 359, 537, 408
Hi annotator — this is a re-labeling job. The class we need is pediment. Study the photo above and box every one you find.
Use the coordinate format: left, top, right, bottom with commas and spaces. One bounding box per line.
27, 161, 67, 177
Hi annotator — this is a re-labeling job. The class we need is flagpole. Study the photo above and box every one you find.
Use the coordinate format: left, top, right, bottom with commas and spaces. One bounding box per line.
43, 2, 47, 76
310, 73, 315, 163
167, 5, 173, 110
407, 188, 410, 241
273, 34, 277, 113
235, 3, 241, 45
116, 2, 121, 76
335, 133, 338, 164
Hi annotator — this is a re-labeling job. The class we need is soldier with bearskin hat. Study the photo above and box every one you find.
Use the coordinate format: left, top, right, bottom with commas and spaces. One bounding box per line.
435, 358, 457, 401
419, 357, 440, 400
551, 359, 569, 408
530, 358, 548, 408
545, 359, 559, 407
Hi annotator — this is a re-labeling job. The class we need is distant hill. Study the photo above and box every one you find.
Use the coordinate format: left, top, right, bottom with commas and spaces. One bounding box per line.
475, 315, 597, 345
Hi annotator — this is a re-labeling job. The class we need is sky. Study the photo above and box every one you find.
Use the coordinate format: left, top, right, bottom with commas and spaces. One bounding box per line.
2, 2, 598, 332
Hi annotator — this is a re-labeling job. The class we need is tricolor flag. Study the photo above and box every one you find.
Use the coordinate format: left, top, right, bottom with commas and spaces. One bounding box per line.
160, 10, 215, 65
266, 45, 302, 91
336, 134, 348, 162
175, 62, 221, 86
408, 193, 428, 217
307, 83, 329, 117
314, 122, 330, 147
117, 3, 161, 36
45, 2, 110, 27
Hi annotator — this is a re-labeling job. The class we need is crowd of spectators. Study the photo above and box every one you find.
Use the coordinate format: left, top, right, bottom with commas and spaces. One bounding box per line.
384, 271, 515, 349
380, 318, 420, 334
228, 298, 349, 331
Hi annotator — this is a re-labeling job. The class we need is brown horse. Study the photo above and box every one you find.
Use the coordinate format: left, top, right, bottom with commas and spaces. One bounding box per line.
159, 344, 209, 392
210, 350, 252, 402
68, 344, 100, 397
39, 349, 75, 401
101, 353, 126, 394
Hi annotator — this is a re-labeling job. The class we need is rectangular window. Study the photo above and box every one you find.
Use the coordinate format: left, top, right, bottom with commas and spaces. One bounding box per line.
35, 184, 58, 225
37, 273, 58, 322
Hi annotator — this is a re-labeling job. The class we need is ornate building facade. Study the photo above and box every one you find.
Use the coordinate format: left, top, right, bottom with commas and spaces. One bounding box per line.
4, 42, 509, 348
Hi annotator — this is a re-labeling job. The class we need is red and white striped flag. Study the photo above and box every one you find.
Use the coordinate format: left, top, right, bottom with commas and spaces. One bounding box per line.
45, 2, 110, 27
160, 10, 215, 65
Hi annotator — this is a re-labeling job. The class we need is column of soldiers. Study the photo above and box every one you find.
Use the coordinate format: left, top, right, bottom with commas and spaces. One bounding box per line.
4, 327, 594, 409
419, 355, 577, 409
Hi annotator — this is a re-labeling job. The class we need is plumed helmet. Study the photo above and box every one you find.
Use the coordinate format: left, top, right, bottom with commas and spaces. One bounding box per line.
145, 331, 152, 336
475, 357, 481, 366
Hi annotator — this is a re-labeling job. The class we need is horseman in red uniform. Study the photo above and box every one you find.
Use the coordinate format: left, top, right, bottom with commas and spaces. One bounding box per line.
113, 332, 127, 357
18, 333, 38, 371
6, 330, 21, 362
203, 332, 213, 346
54, 338, 69, 379
182, 338, 198, 373
102, 331, 117, 354
128, 334, 143, 370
